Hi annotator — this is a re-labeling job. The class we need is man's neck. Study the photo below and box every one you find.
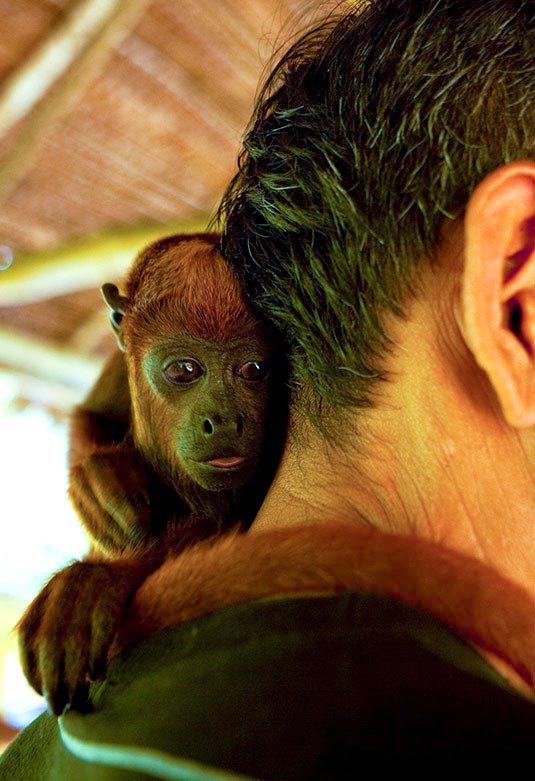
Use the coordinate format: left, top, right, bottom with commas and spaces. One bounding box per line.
252, 302, 535, 606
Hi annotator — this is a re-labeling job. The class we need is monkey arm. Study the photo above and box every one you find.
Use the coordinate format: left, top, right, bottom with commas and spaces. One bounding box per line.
68, 351, 153, 553
17, 548, 165, 717
69, 350, 130, 469
16, 523, 223, 717
69, 441, 155, 552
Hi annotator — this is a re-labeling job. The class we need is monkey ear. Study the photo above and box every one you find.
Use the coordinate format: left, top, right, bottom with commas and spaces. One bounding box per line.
101, 283, 129, 352
462, 161, 535, 428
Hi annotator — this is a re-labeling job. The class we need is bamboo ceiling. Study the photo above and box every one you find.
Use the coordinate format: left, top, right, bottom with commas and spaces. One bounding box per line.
0, 0, 338, 413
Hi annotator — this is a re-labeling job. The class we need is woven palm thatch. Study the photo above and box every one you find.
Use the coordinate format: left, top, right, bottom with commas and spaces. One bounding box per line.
0, 0, 338, 412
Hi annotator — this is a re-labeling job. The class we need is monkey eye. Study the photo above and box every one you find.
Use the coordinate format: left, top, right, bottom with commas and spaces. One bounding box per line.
238, 361, 270, 382
164, 359, 203, 384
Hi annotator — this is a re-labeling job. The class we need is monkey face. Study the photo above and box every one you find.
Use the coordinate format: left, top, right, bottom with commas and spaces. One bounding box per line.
137, 334, 275, 492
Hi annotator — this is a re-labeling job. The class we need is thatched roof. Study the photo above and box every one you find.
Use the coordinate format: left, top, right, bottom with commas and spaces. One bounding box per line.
0, 0, 337, 413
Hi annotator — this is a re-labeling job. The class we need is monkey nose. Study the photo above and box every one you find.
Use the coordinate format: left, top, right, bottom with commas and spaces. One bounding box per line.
202, 415, 243, 436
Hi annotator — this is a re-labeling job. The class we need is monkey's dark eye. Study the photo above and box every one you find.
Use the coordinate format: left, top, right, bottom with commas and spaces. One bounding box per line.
164, 359, 203, 384
238, 361, 270, 382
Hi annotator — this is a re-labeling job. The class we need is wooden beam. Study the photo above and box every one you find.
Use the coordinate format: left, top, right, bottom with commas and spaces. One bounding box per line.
0, 328, 104, 390
0, 219, 210, 306
0, 0, 151, 199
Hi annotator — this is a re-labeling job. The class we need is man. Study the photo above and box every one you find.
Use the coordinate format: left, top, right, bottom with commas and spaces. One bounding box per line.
4, 1, 535, 777
218, 0, 535, 686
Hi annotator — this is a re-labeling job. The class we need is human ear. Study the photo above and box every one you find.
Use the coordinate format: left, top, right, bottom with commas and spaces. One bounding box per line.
101, 282, 128, 352
463, 161, 535, 428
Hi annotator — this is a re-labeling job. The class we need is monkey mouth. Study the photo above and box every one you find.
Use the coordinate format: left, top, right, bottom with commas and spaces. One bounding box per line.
204, 456, 246, 469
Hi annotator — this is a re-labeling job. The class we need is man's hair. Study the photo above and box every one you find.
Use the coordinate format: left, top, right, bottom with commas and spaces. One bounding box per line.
220, 0, 535, 423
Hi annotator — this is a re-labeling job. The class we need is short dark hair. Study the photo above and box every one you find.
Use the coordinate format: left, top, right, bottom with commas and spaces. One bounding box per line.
220, 0, 535, 424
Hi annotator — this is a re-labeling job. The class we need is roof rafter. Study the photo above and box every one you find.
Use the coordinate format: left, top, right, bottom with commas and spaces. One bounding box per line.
0, 0, 151, 199
0, 219, 210, 306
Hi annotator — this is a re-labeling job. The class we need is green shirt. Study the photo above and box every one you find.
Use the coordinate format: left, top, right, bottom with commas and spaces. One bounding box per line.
2, 592, 535, 779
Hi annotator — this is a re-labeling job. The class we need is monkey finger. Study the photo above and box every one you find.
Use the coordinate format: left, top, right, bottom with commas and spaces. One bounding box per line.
37, 636, 70, 716
87, 611, 118, 682
87, 562, 153, 679
70, 465, 119, 546
87, 468, 152, 539
18, 632, 42, 698
16, 580, 56, 695
34, 574, 79, 713
95, 526, 128, 555
64, 630, 92, 714
71, 465, 140, 552
88, 449, 150, 505
47, 563, 103, 711
114, 493, 152, 536
96, 510, 149, 553
72, 452, 152, 549
41, 563, 99, 709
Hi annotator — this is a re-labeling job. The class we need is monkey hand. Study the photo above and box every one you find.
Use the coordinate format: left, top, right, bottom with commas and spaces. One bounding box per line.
17, 557, 157, 716
69, 440, 153, 553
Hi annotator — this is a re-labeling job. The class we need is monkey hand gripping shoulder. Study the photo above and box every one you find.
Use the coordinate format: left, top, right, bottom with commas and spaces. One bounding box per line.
17, 557, 151, 716
17, 531, 194, 716
18, 234, 286, 714
67, 232, 285, 554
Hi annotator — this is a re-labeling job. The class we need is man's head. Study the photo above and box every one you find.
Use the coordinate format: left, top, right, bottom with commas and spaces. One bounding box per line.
221, 0, 535, 429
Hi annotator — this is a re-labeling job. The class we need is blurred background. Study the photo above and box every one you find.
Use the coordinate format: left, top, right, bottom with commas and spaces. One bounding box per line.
0, 0, 341, 750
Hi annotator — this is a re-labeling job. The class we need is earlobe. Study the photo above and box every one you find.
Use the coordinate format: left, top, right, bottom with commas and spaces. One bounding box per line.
463, 162, 535, 428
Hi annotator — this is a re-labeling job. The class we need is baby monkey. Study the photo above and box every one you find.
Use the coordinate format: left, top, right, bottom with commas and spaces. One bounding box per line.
18, 233, 286, 716
69, 232, 286, 553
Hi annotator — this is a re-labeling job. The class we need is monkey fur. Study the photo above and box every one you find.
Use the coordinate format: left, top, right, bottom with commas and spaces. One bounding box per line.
18, 233, 287, 715
68, 232, 286, 553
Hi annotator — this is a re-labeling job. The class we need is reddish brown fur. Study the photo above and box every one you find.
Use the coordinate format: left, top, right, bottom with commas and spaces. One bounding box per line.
113, 522, 535, 692
124, 234, 262, 351
122, 234, 277, 496
69, 231, 280, 547
19, 232, 285, 714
